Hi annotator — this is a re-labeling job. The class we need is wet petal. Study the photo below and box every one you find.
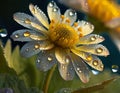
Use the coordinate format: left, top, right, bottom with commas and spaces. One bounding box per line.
71, 54, 89, 83
58, 61, 75, 80
11, 29, 48, 41
73, 20, 94, 36
76, 44, 109, 56
63, 9, 77, 25
36, 49, 57, 71
55, 48, 71, 64
71, 49, 104, 71
78, 34, 105, 45
29, 4, 49, 29
21, 40, 54, 57
13, 13, 47, 33
47, 1, 61, 22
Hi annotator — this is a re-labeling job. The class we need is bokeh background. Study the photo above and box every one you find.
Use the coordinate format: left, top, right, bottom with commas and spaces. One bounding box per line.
0, 0, 120, 74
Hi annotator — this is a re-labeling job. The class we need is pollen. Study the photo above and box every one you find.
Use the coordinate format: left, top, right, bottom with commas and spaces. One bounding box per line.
65, 19, 71, 23
49, 22, 79, 48
78, 27, 82, 32
74, 22, 78, 27
61, 15, 65, 20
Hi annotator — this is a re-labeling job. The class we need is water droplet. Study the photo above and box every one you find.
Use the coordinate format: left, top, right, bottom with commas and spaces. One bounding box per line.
86, 55, 92, 61
93, 60, 98, 66
90, 36, 96, 41
65, 58, 70, 63
91, 70, 99, 75
62, 66, 65, 69
0, 28, 7, 37
24, 19, 31, 24
69, 10, 76, 17
37, 59, 41, 63
26, 48, 29, 52
23, 31, 30, 37
34, 44, 40, 49
112, 65, 119, 73
96, 47, 103, 53
49, 1, 55, 7
77, 68, 81, 72
48, 56, 52, 61
53, 7, 59, 12
77, 67, 80, 71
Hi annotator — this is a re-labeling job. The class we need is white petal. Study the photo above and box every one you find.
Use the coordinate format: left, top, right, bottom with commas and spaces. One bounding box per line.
55, 48, 71, 64
76, 44, 109, 56
13, 13, 48, 33
11, 29, 48, 41
20, 40, 54, 57
74, 20, 94, 36
58, 62, 75, 80
36, 49, 57, 71
63, 9, 77, 25
47, 1, 61, 22
71, 49, 104, 71
71, 54, 89, 83
78, 34, 105, 45
29, 4, 49, 29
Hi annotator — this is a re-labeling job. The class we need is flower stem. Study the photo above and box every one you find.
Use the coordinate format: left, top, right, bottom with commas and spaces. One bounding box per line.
43, 64, 56, 93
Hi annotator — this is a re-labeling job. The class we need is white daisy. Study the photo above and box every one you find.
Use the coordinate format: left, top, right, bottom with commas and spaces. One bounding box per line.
11, 1, 109, 83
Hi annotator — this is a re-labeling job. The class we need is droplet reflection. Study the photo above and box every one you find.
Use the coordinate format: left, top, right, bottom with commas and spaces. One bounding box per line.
91, 70, 99, 75
112, 65, 119, 73
0, 28, 8, 37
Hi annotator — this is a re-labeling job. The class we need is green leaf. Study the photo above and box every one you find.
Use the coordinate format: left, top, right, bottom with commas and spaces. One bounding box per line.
72, 77, 119, 93
0, 40, 16, 74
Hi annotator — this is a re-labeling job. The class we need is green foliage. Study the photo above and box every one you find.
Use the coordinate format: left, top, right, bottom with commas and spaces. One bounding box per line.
0, 39, 120, 93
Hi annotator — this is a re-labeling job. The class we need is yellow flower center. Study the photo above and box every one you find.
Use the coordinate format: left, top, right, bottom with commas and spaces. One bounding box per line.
49, 21, 79, 48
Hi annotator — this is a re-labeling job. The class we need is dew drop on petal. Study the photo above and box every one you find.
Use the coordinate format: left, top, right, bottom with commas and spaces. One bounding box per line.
26, 48, 29, 52
23, 31, 30, 37
53, 7, 59, 12
90, 36, 96, 41
37, 59, 41, 63
112, 65, 119, 73
96, 47, 103, 53
93, 60, 98, 66
34, 44, 40, 49
69, 10, 76, 17
0, 28, 8, 37
14, 34, 19, 38
49, 1, 55, 7
91, 70, 99, 75
47, 56, 53, 61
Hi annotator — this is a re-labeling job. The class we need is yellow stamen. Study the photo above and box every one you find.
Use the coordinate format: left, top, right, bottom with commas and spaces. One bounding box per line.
61, 15, 65, 20
74, 22, 78, 27
65, 19, 71, 23
79, 33, 83, 37
49, 23, 79, 48
78, 27, 82, 32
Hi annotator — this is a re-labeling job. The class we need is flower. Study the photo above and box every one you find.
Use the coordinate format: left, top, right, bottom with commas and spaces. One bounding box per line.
11, 1, 109, 83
